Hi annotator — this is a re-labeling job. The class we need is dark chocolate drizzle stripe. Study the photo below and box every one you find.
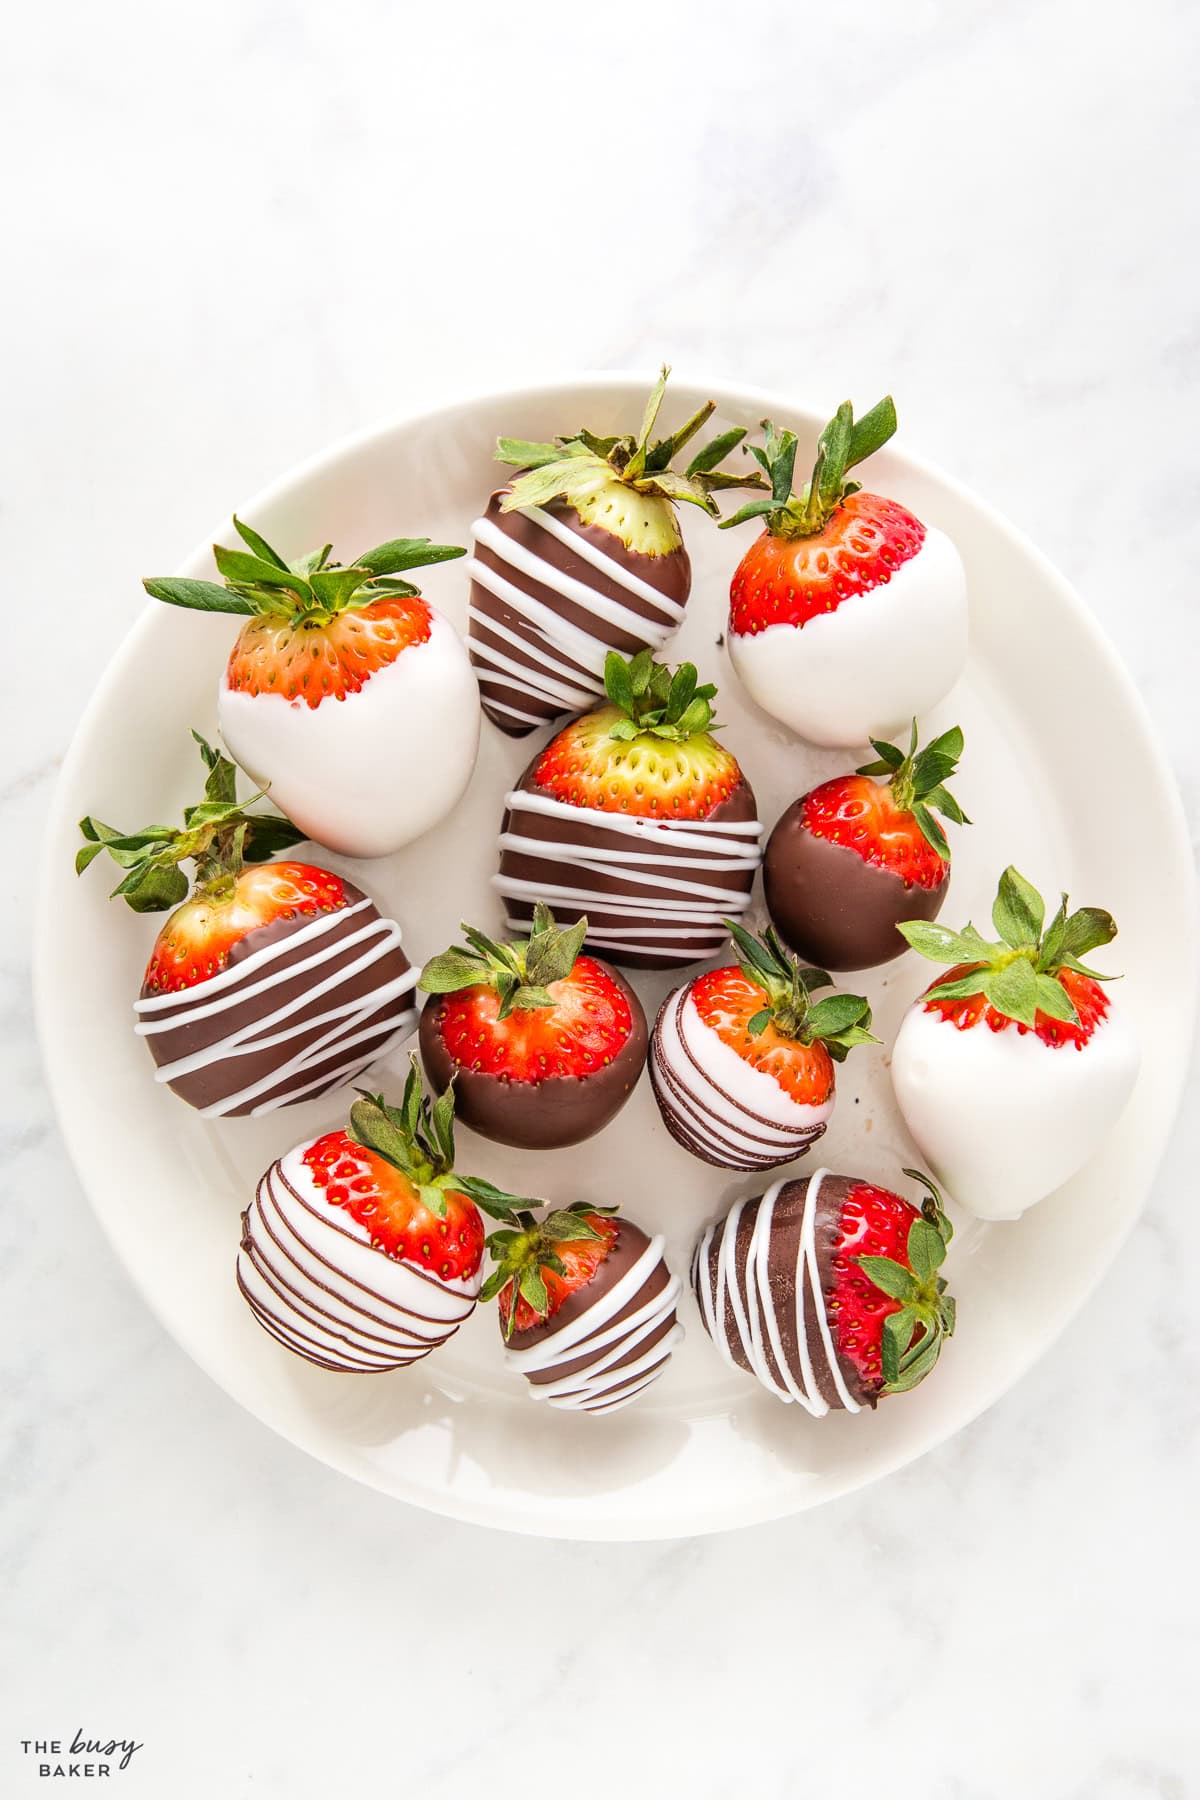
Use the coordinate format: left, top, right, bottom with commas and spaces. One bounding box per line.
691, 1175, 863, 1416
495, 792, 761, 964
504, 1234, 683, 1414
650, 985, 829, 1171
236, 1155, 478, 1373
135, 900, 419, 1118
467, 504, 685, 732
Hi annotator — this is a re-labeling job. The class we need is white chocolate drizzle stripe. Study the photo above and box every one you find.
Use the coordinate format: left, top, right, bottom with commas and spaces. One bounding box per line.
462, 612, 599, 709
136, 898, 377, 1014
498, 830, 762, 874
465, 600, 606, 684
523, 506, 687, 618
494, 874, 754, 919
474, 512, 684, 628
505, 788, 763, 844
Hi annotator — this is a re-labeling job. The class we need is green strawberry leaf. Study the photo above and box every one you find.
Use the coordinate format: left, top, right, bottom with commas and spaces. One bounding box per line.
857, 1255, 920, 1303
143, 576, 258, 616
983, 956, 1040, 1026
992, 865, 1045, 948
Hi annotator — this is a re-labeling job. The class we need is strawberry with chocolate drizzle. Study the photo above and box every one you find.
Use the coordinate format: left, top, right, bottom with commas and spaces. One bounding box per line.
467, 365, 764, 735
238, 1059, 531, 1373
144, 517, 477, 857
417, 903, 647, 1149
495, 649, 763, 969
482, 1202, 683, 1414
721, 402, 968, 747
77, 732, 419, 1117
650, 920, 876, 1171
764, 720, 970, 970
892, 867, 1140, 1220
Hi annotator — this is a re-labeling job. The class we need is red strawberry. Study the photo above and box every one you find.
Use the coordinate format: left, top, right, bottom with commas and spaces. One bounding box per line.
764, 721, 969, 970
238, 1060, 533, 1373
496, 651, 762, 970
892, 867, 1140, 1220
417, 903, 647, 1149
144, 517, 477, 859
650, 921, 875, 1171
77, 732, 418, 1117
304, 1129, 486, 1284
826, 1172, 956, 1397
720, 403, 968, 748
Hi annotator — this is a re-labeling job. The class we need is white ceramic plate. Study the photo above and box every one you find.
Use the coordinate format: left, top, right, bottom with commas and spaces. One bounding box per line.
35, 375, 1197, 1540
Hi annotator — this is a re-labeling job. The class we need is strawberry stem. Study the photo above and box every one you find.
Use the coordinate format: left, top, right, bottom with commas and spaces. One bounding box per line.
418, 903, 588, 1022
856, 719, 970, 861
718, 396, 898, 538
723, 920, 878, 1060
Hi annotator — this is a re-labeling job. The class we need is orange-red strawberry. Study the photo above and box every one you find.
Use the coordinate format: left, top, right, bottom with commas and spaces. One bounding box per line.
765, 721, 969, 971
305, 1129, 486, 1283
649, 922, 876, 1173
418, 904, 647, 1149
531, 651, 743, 820
490, 1209, 620, 1335
922, 960, 1108, 1048
720, 403, 968, 749
144, 517, 476, 860
225, 595, 432, 707
826, 1173, 956, 1396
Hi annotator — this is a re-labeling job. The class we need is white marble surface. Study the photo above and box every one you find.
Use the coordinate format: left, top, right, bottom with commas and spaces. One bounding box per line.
4, 1, 1199, 1794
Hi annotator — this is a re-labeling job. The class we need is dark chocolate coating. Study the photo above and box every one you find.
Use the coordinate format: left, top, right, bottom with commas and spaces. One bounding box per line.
469, 490, 691, 736
498, 757, 761, 971
417, 961, 647, 1149
692, 1175, 875, 1411
138, 877, 414, 1116
764, 802, 947, 971
505, 1219, 679, 1411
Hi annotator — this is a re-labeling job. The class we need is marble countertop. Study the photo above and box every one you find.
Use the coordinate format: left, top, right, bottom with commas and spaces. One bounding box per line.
4, 1, 1198, 1794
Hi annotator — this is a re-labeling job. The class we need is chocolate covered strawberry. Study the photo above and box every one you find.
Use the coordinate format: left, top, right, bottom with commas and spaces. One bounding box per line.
764, 721, 969, 970
77, 732, 419, 1116
238, 1061, 530, 1372
482, 1203, 683, 1413
494, 649, 763, 968
417, 903, 647, 1149
467, 365, 764, 734
892, 867, 1140, 1220
651, 921, 876, 1171
693, 1167, 955, 1413
721, 403, 968, 746
145, 518, 477, 857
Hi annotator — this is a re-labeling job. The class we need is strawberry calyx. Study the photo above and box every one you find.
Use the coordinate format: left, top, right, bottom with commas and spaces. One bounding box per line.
724, 919, 877, 1060
719, 398, 898, 540
601, 649, 720, 746
898, 866, 1119, 1029
348, 1056, 531, 1224
76, 729, 304, 913
855, 1170, 956, 1394
144, 515, 465, 628
481, 1203, 619, 1339
497, 364, 767, 522
418, 902, 589, 1022
855, 719, 970, 860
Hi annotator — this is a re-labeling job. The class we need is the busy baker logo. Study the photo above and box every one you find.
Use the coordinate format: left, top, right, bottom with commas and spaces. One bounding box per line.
19, 1733, 143, 1779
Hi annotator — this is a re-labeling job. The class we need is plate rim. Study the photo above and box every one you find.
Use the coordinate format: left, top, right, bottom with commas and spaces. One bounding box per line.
34, 370, 1200, 1539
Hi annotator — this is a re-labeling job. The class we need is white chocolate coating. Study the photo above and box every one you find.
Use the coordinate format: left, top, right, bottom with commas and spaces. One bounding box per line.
237, 1141, 480, 1372
728, 524, 968, 748
218, 608, 480, 858
890, 998, 1140, 1220
503, 1229, 682, 1414
692, 1171, 863, 1416
650, 985, 832, 1169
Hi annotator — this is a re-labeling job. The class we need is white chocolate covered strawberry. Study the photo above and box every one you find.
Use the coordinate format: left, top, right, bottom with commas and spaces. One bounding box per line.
145, 519, 479, 857
891, 868, 1140, 1221
721, 403, 968, 748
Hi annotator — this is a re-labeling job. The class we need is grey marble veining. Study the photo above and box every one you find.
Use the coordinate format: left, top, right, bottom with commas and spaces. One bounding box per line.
3, 1, 1198, 1794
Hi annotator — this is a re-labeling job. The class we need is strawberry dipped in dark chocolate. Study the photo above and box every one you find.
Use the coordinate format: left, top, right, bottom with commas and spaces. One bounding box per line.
417, 903, 647, 1150
466, 366, 764, 735
764, 721, 969, 971
495, 649, 763, 969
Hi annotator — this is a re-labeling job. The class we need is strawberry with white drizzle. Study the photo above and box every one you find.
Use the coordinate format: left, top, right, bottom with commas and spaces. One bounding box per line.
720, 402, 968, 748
692, 1168, 956, 1413
650, 921, 876, 1171
144, 518, 478, 857
483, 1202, 683, 1414
77, 733, 419, 1117
892, 867, 1140, 1220
468, 365, 764, 736
238, 1063, 529, 1373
